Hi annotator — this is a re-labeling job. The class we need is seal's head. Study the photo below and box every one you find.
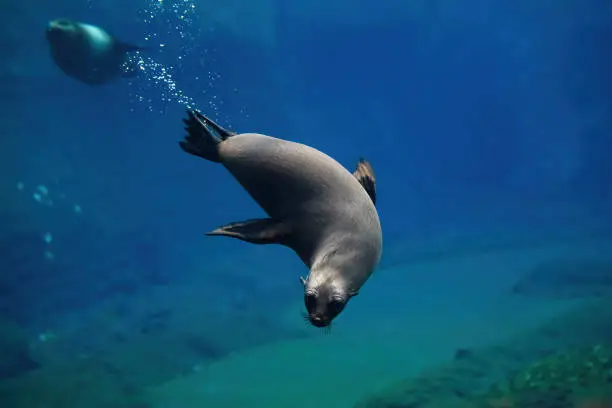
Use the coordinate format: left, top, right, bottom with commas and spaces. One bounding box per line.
46, 19, 79, 44
301, 276, 355, 328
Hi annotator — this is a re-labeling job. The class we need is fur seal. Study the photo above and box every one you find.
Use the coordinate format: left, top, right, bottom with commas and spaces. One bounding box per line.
179, 109, 382, 328
45, 19, 143, 85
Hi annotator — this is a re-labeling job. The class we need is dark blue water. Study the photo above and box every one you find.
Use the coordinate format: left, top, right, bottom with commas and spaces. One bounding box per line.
1, 1, 611, 407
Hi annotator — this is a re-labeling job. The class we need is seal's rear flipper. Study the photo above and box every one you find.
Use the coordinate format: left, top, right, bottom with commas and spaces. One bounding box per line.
180, 109, 236, 163
353, 158, 376, 205
206, 218, 292, 245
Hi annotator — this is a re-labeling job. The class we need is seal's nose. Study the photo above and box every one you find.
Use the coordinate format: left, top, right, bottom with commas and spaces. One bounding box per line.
310, 313, 327, 327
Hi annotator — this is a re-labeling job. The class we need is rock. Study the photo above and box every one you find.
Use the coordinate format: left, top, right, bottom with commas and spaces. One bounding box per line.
473, 344, 612, 408
354, 301, 612, 408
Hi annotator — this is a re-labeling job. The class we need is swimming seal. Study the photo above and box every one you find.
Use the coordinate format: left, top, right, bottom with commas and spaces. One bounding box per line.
45, 19, 143, 85
179, 109, 383, 328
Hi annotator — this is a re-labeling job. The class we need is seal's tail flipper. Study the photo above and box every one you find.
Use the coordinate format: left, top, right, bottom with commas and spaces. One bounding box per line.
353, 158, 376, 205
206, 218, 292, 245
179, 109, 236, 163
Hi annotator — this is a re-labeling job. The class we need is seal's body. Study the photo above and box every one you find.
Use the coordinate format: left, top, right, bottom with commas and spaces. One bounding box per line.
180, 110, 382, 328
45, 19, 142, 85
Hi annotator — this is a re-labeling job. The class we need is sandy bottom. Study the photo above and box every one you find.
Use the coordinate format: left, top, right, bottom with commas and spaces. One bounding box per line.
145, 238, 610, 408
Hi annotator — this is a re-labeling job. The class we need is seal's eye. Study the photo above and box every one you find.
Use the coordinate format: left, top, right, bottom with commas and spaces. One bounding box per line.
328, 297, 345, 315
304, 291, 317, 311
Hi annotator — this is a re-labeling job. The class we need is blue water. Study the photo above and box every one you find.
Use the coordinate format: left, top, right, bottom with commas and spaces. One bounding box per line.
1, 1, 612, 407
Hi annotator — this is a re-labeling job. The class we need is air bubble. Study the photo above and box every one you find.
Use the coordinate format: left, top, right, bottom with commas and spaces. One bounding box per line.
128, 0, 222, 115
42, 232, 53, 244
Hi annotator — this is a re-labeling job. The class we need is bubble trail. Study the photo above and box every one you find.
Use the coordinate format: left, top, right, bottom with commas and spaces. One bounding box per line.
126, 0, 225, 115
126, 53, 196, 110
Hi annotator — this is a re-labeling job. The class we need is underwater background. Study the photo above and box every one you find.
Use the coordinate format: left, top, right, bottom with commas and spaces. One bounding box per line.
1, 0, 612, 407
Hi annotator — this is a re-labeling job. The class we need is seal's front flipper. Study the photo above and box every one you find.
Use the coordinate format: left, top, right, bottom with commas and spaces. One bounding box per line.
206, 218, 292, 245
353, 158, 376, 205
